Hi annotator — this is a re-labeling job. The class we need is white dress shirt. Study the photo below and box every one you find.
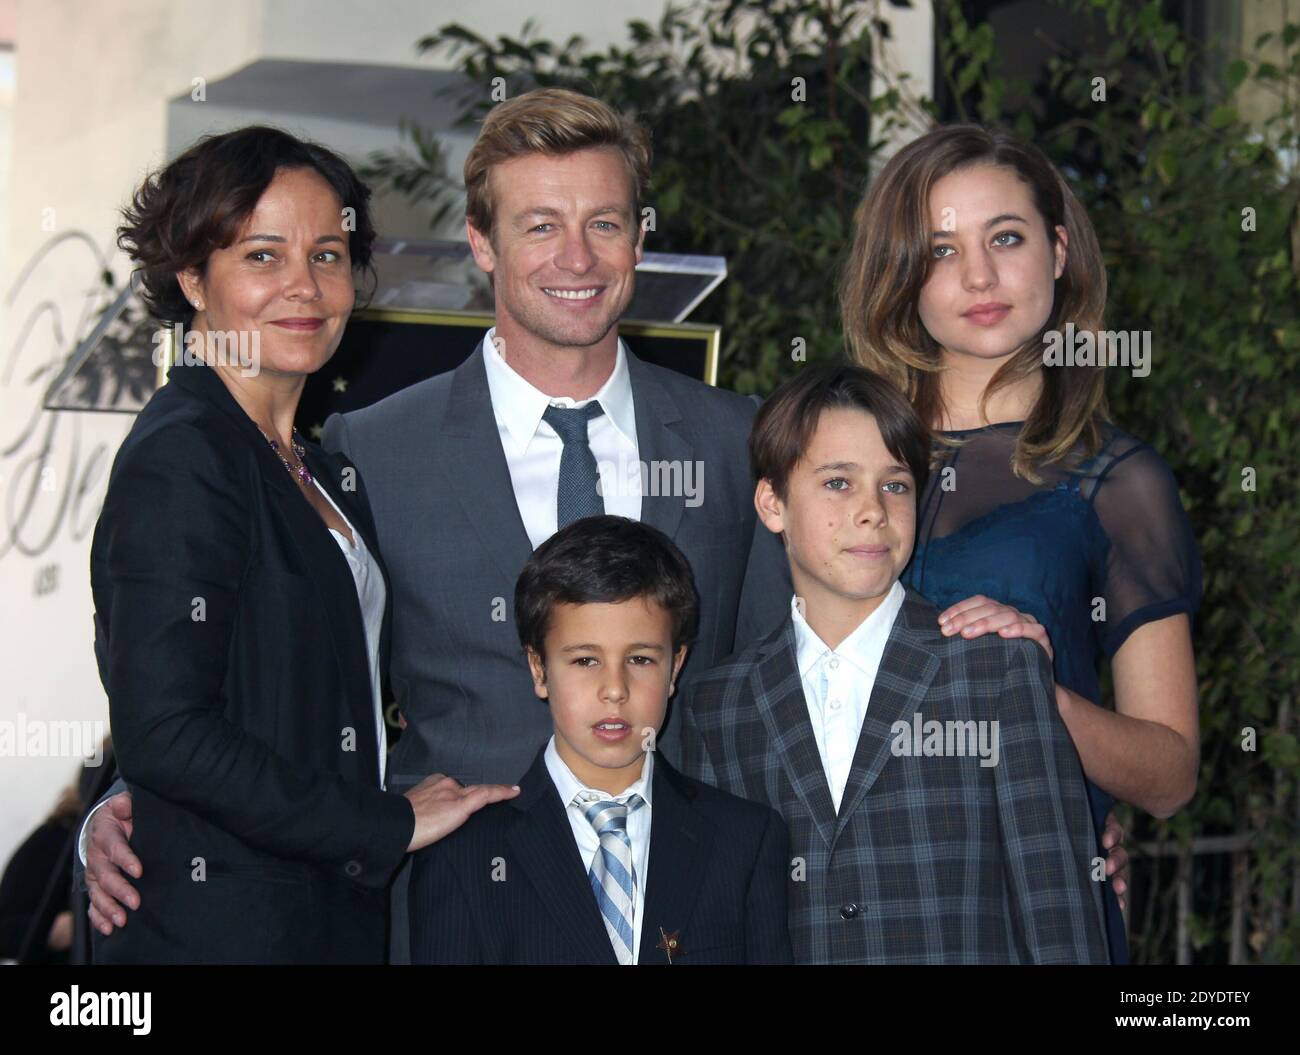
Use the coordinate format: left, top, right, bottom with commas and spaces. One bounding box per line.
543, 736, 654, 963
790, 581, 906, 812
481, 326, 642, 549
313, 479, 389, 788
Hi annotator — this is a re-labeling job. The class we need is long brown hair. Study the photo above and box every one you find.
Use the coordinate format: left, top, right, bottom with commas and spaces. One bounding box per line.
839, 124, 1108, 480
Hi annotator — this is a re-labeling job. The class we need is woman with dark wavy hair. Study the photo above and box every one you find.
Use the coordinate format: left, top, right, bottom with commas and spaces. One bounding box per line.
84, 126, 517, 963
840, 124, 1202, 964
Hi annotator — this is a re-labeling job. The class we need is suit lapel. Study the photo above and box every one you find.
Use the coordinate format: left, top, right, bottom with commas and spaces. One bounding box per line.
270, 445, 381, 783
638, 757, 708, 964
304, 444, 394, 770
438, 343, 692, 573
625, 351, 691, 542
751, 618, 839, 849
505, 751, 619, 965
307, 446, 384, 558
440, 343, 535, 581
831, 590, 941, 847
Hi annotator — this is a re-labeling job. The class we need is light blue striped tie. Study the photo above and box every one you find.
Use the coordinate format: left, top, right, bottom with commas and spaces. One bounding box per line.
582, 794, 645, 965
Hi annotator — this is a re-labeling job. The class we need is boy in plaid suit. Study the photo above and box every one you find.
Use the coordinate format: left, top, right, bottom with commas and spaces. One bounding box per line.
677, 363, 1108, 963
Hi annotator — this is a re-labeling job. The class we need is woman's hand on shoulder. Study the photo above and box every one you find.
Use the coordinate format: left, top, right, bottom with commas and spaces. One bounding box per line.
937, 594, 1054, 663
404, 773, 521, 853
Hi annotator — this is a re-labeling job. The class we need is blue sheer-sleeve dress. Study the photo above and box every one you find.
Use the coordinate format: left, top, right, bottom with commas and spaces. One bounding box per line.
901, 420, 1202, 964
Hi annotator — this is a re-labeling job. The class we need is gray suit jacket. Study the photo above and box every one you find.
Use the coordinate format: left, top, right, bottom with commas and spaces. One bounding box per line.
678, 587, 1110, 964
322, 339, 791, 790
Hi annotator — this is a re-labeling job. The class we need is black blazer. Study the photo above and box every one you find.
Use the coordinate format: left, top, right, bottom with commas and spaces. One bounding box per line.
408, 747, 793, 964
89, 361, 413, 964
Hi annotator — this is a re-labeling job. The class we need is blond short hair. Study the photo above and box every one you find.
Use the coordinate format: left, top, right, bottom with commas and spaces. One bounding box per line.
464, 88, 652, 240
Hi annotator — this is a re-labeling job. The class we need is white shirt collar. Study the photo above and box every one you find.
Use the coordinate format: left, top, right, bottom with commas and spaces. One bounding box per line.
481, 326, 638, 456
543, 734, 655, 808
790, 580, 906, 679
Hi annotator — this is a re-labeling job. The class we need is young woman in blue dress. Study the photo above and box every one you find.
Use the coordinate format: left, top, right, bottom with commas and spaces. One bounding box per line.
839, 125, 1202, 963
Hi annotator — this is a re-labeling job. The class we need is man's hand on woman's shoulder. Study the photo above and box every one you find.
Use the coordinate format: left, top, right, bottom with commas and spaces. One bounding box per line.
85, 791, 141, 936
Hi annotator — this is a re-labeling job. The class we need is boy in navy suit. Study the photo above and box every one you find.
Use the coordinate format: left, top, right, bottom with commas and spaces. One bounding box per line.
408, 516, 792, 964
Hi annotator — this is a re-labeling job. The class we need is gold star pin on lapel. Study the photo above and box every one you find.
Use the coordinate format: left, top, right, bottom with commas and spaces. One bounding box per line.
656, 927, 682, 963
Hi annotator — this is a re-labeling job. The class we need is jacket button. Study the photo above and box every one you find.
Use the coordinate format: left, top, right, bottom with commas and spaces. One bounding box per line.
344, 860, 362, 878
839, 903, 860, 920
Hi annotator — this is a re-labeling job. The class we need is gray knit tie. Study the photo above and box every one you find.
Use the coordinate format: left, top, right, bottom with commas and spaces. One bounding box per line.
543, 401, 606, 529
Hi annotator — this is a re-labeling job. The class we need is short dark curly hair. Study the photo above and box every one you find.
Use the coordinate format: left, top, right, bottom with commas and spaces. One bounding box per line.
514, 516, 700, 662
117, 125, 377, 324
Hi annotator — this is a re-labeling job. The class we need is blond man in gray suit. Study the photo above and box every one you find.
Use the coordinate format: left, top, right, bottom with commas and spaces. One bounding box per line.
81, 89, 792, 962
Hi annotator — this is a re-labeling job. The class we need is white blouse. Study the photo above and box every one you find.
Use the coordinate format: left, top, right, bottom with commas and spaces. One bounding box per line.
313, 479, 389, 788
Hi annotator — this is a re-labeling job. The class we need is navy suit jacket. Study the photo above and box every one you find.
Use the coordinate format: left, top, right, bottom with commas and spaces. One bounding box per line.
409, 748, 793, 964
88, 361, 413, 964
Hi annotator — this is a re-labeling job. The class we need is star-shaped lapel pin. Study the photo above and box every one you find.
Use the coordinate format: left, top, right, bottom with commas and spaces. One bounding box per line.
656, 927, 682, 964
332, 376, 348, 393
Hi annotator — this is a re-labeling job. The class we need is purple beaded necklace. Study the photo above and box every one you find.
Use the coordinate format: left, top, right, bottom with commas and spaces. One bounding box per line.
261, 428, 313, 486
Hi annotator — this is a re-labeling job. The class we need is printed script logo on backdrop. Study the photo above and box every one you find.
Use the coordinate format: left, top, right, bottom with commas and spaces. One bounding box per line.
2, 232, 140, 593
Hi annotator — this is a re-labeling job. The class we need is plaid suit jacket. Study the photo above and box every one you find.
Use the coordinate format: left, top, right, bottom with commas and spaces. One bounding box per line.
678, 587, 1109, 964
